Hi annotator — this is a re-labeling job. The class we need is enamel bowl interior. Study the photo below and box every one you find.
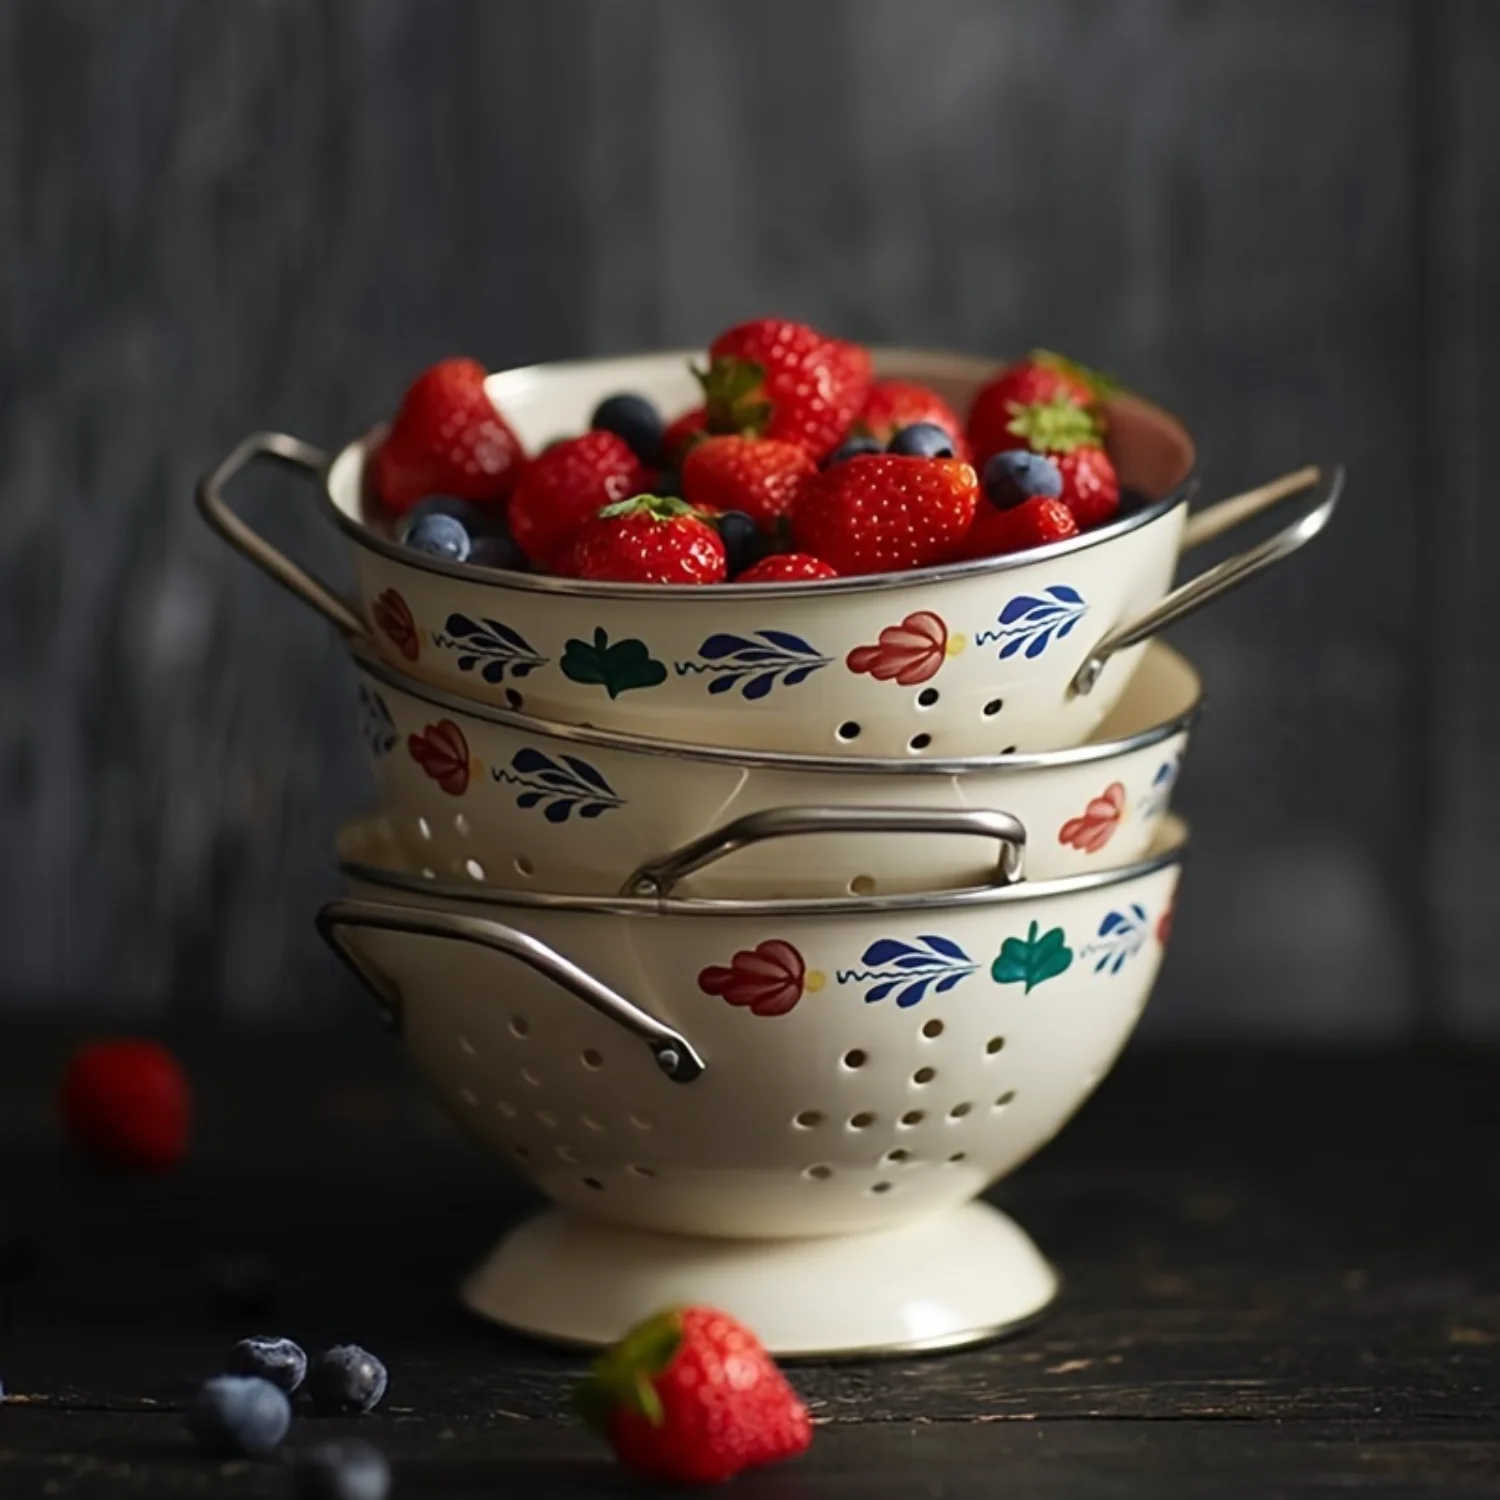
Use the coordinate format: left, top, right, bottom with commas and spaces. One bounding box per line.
332, 816, 1185, 1239
325, 348, 1197, 571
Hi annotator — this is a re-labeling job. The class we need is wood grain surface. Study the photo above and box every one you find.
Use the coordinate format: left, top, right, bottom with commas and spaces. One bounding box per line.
0, 1, 1484, 1034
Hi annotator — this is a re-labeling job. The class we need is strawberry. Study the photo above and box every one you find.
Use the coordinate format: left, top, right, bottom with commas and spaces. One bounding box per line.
960, 493, 1080, 559
508, 431, 647, 571
60, 1039, 191, 1173
661, 406, 709, 467
697, 318, 872, 459
569, 496, 727, 584
853, 378, 969, 458
966, 350, 1115, 470
372, 358, 527, 513
996, 397, 1120, 529
791, 454, 978, 576
737, 553, 838, 582
575, 1305, 812, 1485
681, 435, 816, 527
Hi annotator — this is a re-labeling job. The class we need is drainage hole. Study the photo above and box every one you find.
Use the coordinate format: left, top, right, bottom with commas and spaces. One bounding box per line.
884, 1148, 911, 1165
505, 689, 525, 711
793, 1110, 825, 1129
982, 699, 1003, 717
947, 1151, 967, 1164
994, 1090, 1017, 1109
453, 813, 471, 837
849, 874, 877, 896
416, 816, 433, 842
582, 1177, 604, 1191
986, 1036, 1006, 1055
464, 858, 486, 882
509, 1016, 530, 1038
626, 1164, 658, 1179
908, 733, 932, 752
629, 1112, 657, 1131
520, 1067, 541, 1087
917, 688, 940, 708
514, 856, 536, 878
900, 1110, 926, 1127
837, 721, 861, 741
581, 1048, 604, 1070
921, 1019, 944, 1040
912, 1067, 936, 1086
556, 1145, 578, 1163
581, 1113, 605, 1132
535, 1109, 557, 1129
843, 1049, 868, 1070
949, 1101, 973, 1120
805, 1164, 834, 1181
849, 1111, 877, 1130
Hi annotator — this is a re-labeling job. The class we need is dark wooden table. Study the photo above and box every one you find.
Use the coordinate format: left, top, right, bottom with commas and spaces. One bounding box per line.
3, 1021, 1498, 1498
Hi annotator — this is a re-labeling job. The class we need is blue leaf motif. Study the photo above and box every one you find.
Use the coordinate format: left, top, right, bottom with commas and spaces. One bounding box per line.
676, 629, 834, 701
355, 685, 398, 760
981, 585, 1091, 662
1139, 756, 1181, 819
495, 748, 625, 824
434, 613, 548, 683
1082, 903, 1151, 975
836, 935, 978, 1008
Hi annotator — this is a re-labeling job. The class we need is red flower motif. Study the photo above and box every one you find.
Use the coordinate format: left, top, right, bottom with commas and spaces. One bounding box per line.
846, 610, 949, 686
373, 588, 420, 662
697, 940, 807, 1018
1058, 782, 1126, 854
1157, 900, 1175, 947
408, 719, 471, 795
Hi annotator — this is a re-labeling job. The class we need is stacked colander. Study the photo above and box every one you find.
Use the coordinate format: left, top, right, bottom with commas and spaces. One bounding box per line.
199, 348, 1341, 1357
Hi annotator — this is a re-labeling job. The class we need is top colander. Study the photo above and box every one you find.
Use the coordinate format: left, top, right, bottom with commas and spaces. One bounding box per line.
199, 349, 1340, 759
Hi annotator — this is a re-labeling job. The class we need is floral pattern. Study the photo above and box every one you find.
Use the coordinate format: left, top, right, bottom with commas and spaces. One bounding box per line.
1157, 899, 1175, 947
836, 935, 977, 1008
846, 611, 950, 686
676, 630, 833, 700
992, 922, 1073, 993
494, 748, 624, 823
372, 588, 420, 662
977, 584, 1089, 660
561, 628, 667, 698
434, 613, 547, 685
1138, 757, 1180, 819
698, 940, 809, 1017
1059, 782, 1126, 854
356, 684, 398, 760
1083, 905, 1151, 975
408, 719, 471, 796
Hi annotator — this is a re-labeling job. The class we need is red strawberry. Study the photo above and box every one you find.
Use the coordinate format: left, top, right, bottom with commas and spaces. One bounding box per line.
681, 435, 816, 527
60, 1040, 190, 1173
960, 494, 1080, 559
697, 318, 872, 459
737, 553, 838, 582
853, 378, 969, 458
508, 432, 647, 571
994, 397, 1120, 528
575, 1305, 812, 1485
569, 496, 727, 584
966, 350, 1114, 470
661, 406, 709, 466
373, 358, 527, 513
791, 454, 979, 576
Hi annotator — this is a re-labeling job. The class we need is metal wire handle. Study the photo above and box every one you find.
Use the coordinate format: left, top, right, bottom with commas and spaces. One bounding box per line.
316, 899, 706, 1084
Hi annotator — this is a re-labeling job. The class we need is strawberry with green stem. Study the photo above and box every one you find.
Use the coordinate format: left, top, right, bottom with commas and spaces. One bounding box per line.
568, 495, 727, 584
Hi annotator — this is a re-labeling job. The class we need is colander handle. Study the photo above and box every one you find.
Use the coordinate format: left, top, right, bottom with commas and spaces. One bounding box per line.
622, 806, 1028, 899
315, 898, 707, 1084
1071, 462, 1343, 696
196, 431, 369, 641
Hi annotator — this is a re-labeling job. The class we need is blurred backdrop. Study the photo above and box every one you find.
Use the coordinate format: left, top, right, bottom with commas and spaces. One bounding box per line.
1, 0, 1494, 1039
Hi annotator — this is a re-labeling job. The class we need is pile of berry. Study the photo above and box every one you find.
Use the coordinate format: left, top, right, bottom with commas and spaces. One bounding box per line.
373, 318, 1126, 585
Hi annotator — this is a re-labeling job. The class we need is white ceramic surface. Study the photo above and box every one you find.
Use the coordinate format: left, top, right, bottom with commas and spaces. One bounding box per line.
321, 816, 1184, 1242
355, 639, 1199, 898
461, 1200, 1058, 1357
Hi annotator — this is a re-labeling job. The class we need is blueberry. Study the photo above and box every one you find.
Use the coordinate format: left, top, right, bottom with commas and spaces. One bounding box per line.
468, 531, 527, 571
293, 1440, 392, 1500
982, 451, 1063, 510
226, 1336, 307, 1394
715, 510, 769, 578
888, 423, 955, 459
187, 1375, 291, 1458
823, 435, 882, 467
403, 511, 471, 563
591, 392, 665, 466
309, 1345, 388, 1415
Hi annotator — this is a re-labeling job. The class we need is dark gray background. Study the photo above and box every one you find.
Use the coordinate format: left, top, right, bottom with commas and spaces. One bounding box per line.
0, 0, 1492, 1038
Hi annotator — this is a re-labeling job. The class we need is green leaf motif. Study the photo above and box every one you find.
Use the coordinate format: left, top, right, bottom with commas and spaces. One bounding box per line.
561, 627, 668, 700
991, 921, 1073, 993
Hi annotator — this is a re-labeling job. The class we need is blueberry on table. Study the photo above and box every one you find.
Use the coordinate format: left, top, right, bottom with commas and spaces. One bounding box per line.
187, 1375, 291, 1458
293, 1439, 392, 1500
714, 509, 768, 577
823, 435, 882, 467
309, 1345, 388, 1415
403, 511, 472, 563
888, 422, 955, 458
226, 1335, 307, 1393
982, 450, 1063, 510
591, 392, 665, 466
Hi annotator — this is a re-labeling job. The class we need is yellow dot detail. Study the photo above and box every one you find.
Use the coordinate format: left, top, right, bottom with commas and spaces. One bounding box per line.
805, 971, 826, 993
946, 633, 968, 657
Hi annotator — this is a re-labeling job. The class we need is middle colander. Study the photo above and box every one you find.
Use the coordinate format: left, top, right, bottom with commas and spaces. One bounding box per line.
351, 639, 1199, 899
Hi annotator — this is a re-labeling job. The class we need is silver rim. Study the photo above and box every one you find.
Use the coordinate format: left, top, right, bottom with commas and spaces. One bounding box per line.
318, 345, 1195, 599
352, 643, 1205, 776
337, 816, 1188, 918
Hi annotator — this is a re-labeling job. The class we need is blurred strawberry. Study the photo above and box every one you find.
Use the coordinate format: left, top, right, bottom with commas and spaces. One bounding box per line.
853, 378, 969, 458
373, 358, 526, 513
508, 432, 647, 571
61, 1040, 190, 1173
681, 435, 816, 527
660, 406, 709, 467
737, 553, 838, 582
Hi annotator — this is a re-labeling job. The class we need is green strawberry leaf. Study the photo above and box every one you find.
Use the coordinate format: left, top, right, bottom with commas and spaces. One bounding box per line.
573, 1310, 682, 1431
696, 356, 773, 436
992, 920, 1074, 993
1004, 394, 1103, 455
562, 628, 668, 699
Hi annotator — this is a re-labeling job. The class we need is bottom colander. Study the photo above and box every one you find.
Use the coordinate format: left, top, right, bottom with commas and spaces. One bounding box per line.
321, 811, 1185, 1356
